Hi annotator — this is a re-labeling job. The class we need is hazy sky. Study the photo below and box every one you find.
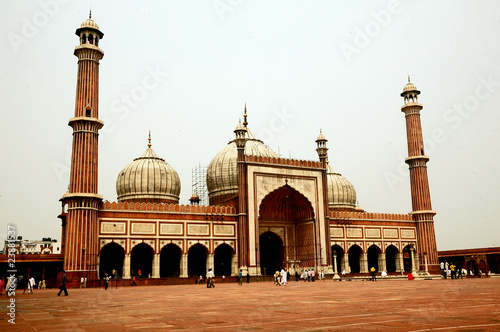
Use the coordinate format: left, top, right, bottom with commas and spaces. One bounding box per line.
1, 1, 499, 251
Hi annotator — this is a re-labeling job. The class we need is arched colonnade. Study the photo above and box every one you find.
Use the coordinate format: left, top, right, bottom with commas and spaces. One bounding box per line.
331, 243, 417, 274
98, 241, 236, 279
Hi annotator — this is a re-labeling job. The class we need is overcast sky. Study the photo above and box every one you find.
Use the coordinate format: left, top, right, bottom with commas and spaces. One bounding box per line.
1, 1, 499, 251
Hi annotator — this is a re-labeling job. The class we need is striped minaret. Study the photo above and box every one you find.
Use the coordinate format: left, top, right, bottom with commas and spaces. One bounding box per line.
401, 78, 439, 274
62, 13, 104, 283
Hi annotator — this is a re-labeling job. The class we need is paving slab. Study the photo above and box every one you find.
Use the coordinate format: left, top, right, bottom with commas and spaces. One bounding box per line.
1, 278, 499, 331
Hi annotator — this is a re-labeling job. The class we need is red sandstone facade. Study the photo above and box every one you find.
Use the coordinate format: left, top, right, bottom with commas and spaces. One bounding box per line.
58, 17, 440, 283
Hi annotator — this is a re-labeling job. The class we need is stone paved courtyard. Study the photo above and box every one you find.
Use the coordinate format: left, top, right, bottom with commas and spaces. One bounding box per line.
1, 278, 499, 331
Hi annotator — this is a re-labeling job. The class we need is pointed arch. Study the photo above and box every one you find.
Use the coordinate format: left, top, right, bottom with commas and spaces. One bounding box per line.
131, 242, 154, 277
188, 243, 208, 277
99, 242, 125, 278
214, 243, 233, 277
259, 184, 315, 222
160, 243, 182, 277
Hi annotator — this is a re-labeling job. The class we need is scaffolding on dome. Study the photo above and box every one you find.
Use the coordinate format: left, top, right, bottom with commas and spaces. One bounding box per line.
191, 164, 209, 206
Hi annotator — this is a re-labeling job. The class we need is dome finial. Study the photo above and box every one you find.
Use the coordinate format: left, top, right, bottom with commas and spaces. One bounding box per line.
243, 103, 248, 127
148, 130, 152, 148
89, 9, 92, 19
408, 74, 411, 83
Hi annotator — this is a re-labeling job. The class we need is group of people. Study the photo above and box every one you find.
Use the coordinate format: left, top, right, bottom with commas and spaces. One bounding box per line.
273, 268, 289, 286
299, 268, 317, 282
80, 276, 88, 288
0, 276, 46, 296
440, 261, 466, 279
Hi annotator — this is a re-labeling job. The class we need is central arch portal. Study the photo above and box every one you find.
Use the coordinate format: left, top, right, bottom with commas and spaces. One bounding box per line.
258, 184, 316, 273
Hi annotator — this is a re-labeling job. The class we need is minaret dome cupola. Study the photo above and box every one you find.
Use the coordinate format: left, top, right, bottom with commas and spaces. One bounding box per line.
75, 11, 104, 46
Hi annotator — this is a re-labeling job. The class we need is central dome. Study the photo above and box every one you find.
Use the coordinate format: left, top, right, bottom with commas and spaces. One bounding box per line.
116, 138, 180, 204
207, 125, 279, 205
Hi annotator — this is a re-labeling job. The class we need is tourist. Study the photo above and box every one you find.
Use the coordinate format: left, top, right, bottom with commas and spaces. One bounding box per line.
450, 263, 456, 279
199, 275, 203, 284
246, 272, 250, 283
381, 270, 387, 277
23, 277, 31, 294
29, 276, 35, 293
280, 268, 287, 286
238, 269, 243, 285
274, 271, 280, 286
57, 270, 68, 296
0, 277, 4, 295
104, 275, 109, 290
295, 270, 300, 282
131, 276, 137, 286
342, 269, 346, 278
80, 276, 84, 288
370, 267, 376, 281
206, 269, 215, 288
83, 276, 87, 288
311, 269, 315, 282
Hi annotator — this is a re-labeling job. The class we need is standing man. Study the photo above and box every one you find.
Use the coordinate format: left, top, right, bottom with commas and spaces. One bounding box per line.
104, 275, 109, 290
280, 268, 287, 286
57, 270, 68, 296
238, 269, 243, 285
370, 266, 377, 281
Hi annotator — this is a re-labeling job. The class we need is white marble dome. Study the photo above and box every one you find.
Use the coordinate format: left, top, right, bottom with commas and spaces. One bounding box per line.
116, 142, 180, 204
326, 164, 357, 210
207, 126, 278, 203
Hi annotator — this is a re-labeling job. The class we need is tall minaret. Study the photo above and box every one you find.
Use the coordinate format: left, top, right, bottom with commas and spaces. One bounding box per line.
235, 113, 248, 273
401, 78, 439, 274
62, 13, 104, 282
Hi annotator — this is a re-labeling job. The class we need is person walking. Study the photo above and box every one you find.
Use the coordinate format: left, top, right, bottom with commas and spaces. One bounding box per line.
238, 269, 243, 285
80, 276, 84, 288
57, 270, 68, 296
29, 276, 35, 293
206, 269, 215, 288
104, 275, 109, 290
131, 276, 137, 286
246, 272, 250, 283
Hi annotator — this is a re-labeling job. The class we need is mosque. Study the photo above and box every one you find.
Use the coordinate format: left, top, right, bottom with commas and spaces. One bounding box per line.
58, 15, 440, 284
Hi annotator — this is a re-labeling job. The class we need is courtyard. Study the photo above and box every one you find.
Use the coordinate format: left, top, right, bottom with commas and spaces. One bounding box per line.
1, 277, 499, 331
